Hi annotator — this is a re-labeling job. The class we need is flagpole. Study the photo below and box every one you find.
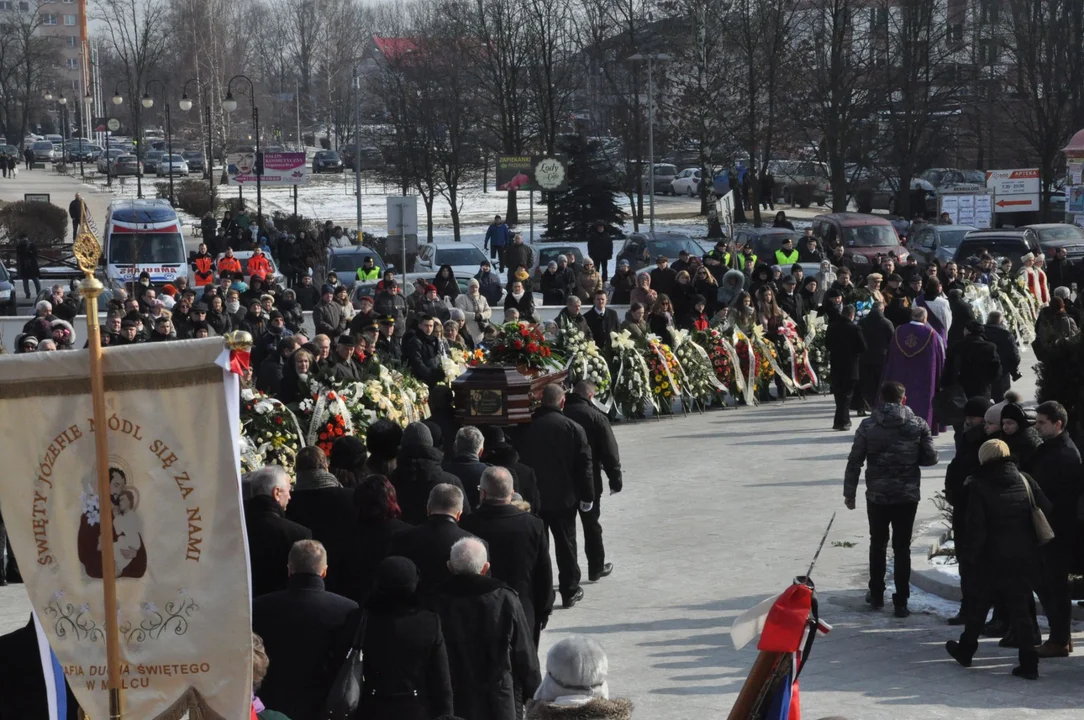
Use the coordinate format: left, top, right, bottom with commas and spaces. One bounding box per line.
73, 202, 124, 720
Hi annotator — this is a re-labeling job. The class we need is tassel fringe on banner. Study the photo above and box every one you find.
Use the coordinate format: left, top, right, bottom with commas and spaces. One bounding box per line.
151, 686, 228, 720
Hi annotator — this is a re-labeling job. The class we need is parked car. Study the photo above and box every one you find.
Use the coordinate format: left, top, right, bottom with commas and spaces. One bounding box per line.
907, 224, 978, 267
0, 144, 19, 161
1018, 223, 1084, 262
31, 140, 55, 163
530, 243, 586, 291
639, 163, 679, 195
155, 154, 189, 177
0, 263, 16, 315
112, 155, 143, 177
65, 141, 98, 162
670, 168, 702, 197
767, 159, 831, 207
953, 229, 1040, 270
732, 227, 799, 261
414, 241, 489, 277
182, 150, 206, 173
312, 150, 344, 173
326, 245, 388, 289
917, 168, 986, 192
97, 149, 126, 174
811, 213, 908, 273
615, 232, 706, 271
142, 150, 165, 174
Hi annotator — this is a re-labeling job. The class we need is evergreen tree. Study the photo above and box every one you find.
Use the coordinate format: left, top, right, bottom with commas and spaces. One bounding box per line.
543, 135, 626, 242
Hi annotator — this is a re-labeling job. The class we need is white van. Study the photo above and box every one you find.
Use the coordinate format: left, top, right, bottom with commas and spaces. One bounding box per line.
104, 199, 187, 287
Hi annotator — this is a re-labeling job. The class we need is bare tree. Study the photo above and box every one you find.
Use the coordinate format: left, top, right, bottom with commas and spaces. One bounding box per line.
0, 1, 59, 143
794, 0, 873, 211
1002, 0, 1077, 218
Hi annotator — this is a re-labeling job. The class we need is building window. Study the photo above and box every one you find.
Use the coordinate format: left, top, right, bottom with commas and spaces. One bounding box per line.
18, 0, 26, 9
0, 2, 12, 11
980, 0, 998, 23
63, 13, 75, 24
43, 13, 57, 24
66, 57, 77, 70
66, 35, 76, 47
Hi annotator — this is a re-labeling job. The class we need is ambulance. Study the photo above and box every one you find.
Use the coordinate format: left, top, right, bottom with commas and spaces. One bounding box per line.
103, 199, 187, 288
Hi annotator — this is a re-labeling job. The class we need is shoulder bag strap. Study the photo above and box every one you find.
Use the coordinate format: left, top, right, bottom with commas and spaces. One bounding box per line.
351, 611, 369, 652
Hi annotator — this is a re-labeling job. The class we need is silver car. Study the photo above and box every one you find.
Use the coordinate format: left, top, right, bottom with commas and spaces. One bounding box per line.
156, 154, 189, 177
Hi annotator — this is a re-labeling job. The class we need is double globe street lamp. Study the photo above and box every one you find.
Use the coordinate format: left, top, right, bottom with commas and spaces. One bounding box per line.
111, 80, 144, 198
223, 75, 262, 227
43, 90, 68, 173
140, 79, 175, 206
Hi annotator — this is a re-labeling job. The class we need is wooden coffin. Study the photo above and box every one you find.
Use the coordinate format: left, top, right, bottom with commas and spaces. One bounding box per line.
451, 364, 567, 424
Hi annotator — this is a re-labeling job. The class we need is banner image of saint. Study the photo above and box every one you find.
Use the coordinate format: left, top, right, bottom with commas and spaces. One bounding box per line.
78, 458, 147, 579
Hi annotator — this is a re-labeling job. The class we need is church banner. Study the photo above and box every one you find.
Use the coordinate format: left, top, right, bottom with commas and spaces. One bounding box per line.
0, 338, 251, 720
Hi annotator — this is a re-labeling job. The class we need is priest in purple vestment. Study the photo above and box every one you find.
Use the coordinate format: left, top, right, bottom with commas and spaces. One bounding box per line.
880, 306, 946, 433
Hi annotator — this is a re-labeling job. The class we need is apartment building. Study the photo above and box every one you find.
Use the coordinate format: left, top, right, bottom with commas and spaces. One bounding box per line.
35, 0, 86, 92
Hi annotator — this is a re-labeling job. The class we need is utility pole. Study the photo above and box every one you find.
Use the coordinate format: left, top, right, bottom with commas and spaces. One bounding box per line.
627, 53, 671, 234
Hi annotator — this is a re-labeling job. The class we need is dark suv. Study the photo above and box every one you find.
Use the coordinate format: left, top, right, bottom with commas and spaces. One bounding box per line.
952, 229, 1040, 271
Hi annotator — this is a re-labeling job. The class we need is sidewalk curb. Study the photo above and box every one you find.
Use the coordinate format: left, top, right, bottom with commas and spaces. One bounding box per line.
911, 523, 1084, 620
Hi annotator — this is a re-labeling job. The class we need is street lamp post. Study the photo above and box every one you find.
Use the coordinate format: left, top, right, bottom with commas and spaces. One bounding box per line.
223, 75, 261, 228
57, 94, 68, 172
627, 53, 671, 234
180, 79, 215, 213
112, 80, 143, 198
142, 79, 174, 206
354, 67, 362, 243
82, 91, 92, 179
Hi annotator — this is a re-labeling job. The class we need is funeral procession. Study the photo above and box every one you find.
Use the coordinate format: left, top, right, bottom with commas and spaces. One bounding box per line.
4, 0, 1084, 717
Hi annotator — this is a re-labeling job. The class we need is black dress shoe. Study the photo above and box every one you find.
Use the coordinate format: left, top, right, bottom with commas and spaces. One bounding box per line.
1011, 665, 1038, 680
562, 587, 584, 609
588, 563, 613, 582
945, 640, 973, 667
892, 594, 910, 618
947, 613, 966, 626
865, 590, 884, 610
982, 619, 1008, 638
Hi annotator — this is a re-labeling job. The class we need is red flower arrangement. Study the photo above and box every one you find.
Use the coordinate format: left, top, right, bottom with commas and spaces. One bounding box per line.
316, 413, 348, 456
488, 322, 560, 372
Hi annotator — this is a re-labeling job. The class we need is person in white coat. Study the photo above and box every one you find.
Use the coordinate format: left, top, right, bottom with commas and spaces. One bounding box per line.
454, 278, 492, 344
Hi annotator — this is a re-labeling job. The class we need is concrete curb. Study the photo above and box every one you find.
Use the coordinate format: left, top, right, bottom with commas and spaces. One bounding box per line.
911, 523, 1084, 620
910, 522, 962, 602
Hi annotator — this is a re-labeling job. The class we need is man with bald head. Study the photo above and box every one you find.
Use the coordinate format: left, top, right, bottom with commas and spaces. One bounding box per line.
522, 384, 593, 608
427, 537, 541, 719
461, 466, 554, 644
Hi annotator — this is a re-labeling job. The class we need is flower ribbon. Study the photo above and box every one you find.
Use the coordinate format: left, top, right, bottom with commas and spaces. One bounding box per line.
229, 349, 250, 376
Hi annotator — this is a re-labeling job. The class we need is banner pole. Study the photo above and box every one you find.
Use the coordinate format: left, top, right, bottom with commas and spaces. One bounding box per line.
74, 203, 125, 720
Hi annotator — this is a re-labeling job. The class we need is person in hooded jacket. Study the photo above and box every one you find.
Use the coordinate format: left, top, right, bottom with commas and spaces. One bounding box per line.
475, 260, 504, 306
391, 422, 471, 526
716, 268, 746, 311
946, 439, 1049, 680
609, 260, 637, 304
426, 537, 541, 720
749, 264, 776, 299
433, 265, 460, 302
278, 289, 304, 333
346, 556, 454, 720
1000, 403, 1042, 466
629, 271, 656, 309
574, 258, 604, 303
294, 273, 321, 311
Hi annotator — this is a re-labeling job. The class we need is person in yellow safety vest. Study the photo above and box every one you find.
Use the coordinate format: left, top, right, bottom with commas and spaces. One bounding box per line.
737, 245, 758, 272
356, 255, 381, 282
774, 237, 799, 267
703, 240, 732, 276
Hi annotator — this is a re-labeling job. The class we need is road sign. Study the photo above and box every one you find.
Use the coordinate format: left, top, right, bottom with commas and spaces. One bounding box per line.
107, 118, 120, 132
24, 193, 50, 203
387, 196, 419, 273
715, 190, 735, 236
986, 168, 1040, 213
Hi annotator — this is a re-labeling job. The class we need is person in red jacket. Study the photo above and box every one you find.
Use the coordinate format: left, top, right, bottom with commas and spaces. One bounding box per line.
192, 242, 216, 287
218, 247, 243, 278
247, 246, 272, 279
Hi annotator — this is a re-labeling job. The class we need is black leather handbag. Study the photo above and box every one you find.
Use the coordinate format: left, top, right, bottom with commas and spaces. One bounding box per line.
322, 612, 368, 719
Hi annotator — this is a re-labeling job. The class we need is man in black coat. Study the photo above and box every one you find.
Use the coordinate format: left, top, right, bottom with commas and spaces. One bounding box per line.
392, 422, 471, 525
826, 304, 867, 431
390, 483, 477, 593
1025, 401, 1082, 658
942, 320, 1001, 401
649, 256, 678, 298
587, 221, 614, 282
985, 311, 1020, 402
461, 466, 554, 645
855, 301, 895, 414
582, 289, 620, 352
294, 273, 321, 311
1045, 247, 1074, 291
521, 384, 593, 608
252, 540, 359, 720
442, 426, 489, 510
426, 537, 541, 720
943, 397, 995, 625
562, 381, 622, 583
245, 466, 312, 597
777, 275, 807, 335
479, 430, 542, 516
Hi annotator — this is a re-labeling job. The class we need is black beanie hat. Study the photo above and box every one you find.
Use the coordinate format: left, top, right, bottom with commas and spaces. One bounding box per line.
964, 396, 993, 418
375, 556, 419, 596
1000, 402, 1027, 427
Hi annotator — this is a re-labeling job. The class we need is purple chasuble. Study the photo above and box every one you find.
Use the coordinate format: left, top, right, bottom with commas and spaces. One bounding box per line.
880, 322, 945, 431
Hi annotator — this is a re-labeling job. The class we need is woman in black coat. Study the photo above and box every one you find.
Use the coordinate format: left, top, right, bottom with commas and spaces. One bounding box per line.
346, 475, 411, 604
433, 265, 459, 302
648, 295, 675, 338
504, 279, 537, 322
354, 556, 454, 720
1000, 403, 1043, 466
946, 439, 1050, 679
